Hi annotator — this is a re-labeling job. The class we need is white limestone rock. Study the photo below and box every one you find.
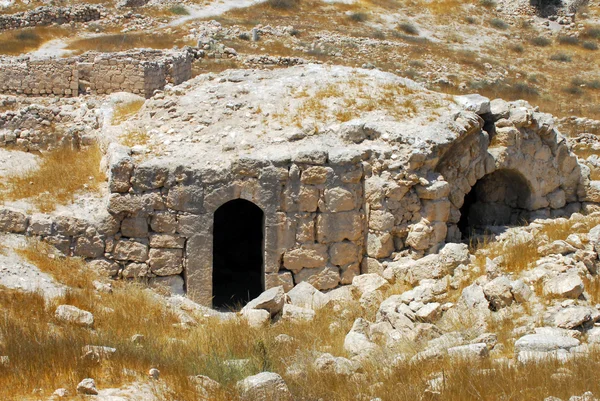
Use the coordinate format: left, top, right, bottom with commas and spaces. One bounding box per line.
241, 286, 285, 317
237, 372, 293, 401
55, 305, 94, 328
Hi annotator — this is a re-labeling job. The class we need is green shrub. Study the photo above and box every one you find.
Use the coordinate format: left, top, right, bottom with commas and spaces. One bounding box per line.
583, 26, 600, 39
531, 36, 551, 46
349, 12, 368, 22
489, 18, 508, 29
465, 16, 477, 24
479, 0, 496, 7
268, 0, 299, 9
169, 5, 189, 15
398, 22, 419, 35
510, 43, 524, 53
550, 52, 572, 62
583, 41, 599, 50
558, 35, 579, 45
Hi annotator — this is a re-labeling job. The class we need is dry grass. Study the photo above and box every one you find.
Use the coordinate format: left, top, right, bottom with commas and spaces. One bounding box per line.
287, 78, 443, 128
0, 26, 71, 55
0, 143, 104, 213
68, 32, 194, 54
112, 100, 145, 125
119, 129, 152, 149
5, 241, 600, 400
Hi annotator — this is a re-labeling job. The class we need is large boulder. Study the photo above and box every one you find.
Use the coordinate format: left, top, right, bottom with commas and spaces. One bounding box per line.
514, 333, 580, 353
236, 372, 293, 401
241, 286, 285, 317
483, 276, 514, 310
344, 318, 379, 359
543, 274, 584, 299
55, 305, 94, 328
287, 281, 326, 310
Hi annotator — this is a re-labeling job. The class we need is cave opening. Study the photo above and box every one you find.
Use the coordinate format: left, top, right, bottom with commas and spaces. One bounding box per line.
458, 169, 532, 240
212, 199, 264, 309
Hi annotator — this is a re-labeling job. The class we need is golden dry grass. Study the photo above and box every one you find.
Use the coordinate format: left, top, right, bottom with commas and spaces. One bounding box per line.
67, 32, 194, 54
0, 26, 71, 55
112, 100, 145, 125
4, 241, 600, 400
120, 129, 152, 148
0, 143, 105, 213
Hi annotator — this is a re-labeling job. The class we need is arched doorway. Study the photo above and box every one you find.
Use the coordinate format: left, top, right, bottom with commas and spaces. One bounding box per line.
458, 169, 531, 239
212, 199, 264, 309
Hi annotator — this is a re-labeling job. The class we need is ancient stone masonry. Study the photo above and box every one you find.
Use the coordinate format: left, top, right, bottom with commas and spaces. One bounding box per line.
0, 5, 104, 31
2, 66, 600, 307
0, 49, 194, 99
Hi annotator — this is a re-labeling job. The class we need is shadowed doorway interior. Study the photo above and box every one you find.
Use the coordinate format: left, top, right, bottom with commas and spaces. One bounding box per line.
212, 199, 264, 309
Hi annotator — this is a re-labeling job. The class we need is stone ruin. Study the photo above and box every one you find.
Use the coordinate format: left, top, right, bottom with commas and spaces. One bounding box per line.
1, 65, 599, 309
0, 5, 103, 31
0, 48, 196, 98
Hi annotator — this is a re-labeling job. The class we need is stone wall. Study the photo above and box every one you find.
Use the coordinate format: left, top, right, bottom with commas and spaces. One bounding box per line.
0, 5, 103, 31
0, 58, 79, 97
0, 49, 195, 99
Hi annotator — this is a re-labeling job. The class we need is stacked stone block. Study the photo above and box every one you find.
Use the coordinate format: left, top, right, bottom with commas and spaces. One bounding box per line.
0, 5, 103, 31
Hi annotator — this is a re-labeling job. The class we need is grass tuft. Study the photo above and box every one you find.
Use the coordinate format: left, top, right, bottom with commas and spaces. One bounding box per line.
0, 143, 104, 213
112, 100, 145, 125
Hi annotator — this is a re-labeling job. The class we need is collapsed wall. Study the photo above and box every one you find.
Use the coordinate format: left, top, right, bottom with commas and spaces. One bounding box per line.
0, 49, 194, 99
0, 5, 103, 31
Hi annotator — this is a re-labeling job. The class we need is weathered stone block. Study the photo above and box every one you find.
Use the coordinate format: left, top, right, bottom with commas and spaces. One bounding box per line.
329, 241, 359, 266
113, 239, 148, 262
149, 248, 183, 276
294, 265, 340, 291
0, 207, 28, 233
166, 185, 204, 213
149, 233, 185, 249
283, 244, 328, 273
121, 217, 148, 238
316, 211, 363, 243
150, 212, 177, 234
324, 187, 356, 212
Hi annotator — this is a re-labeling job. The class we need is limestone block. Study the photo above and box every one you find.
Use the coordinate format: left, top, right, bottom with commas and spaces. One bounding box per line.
366, 232, 394, 258
113, 239, 149, 262
340, 262, 360, 284
283, 244, 328, 273
329, 241, 359, 266
421, 199, 451, 221
405, 220, 433, 250
582, 181, 600, 203
415, 181, 450, 200
324, 187, 356, 212
97, 214, 121, 236
88, 259, 120, 277
236, 372, 293, 401
28, 214, 53, 236
316, 211, 363, 243
121, 217, 148, 238
296, 215, 315, 243
107, 193, 149, 216
543, 274, 584, 299
386, 182, 411, 201
166, 185, 203, 213
361, 257, 384, 275
298, 186, 319, 212
149, 234, 185, 249
282, 304, 316, 322
107, 143, 133, 193
0, 207, 28, 233
74, 236, 105, 258
265, 272, 294, 292
490, 99, 510, 120
148, 248, 183, 276
242, 286, 285, 316
368, 210, 395, 231
150, 212, 177, 234
454, 94, 490, 115
131, 164, 169, 191
300, 166, 331, 185
294, 265, 340, 290
149, 275, 185, 296
483, 276, 514, 310
122, 262, 150, 278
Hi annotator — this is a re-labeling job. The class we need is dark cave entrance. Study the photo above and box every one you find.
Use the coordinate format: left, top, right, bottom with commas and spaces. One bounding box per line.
212, 199, 264, 309
458, 169, 532, 240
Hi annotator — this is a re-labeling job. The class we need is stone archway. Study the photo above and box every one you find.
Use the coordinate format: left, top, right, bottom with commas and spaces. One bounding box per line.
457, 169, 532, 239
212, 199, 265, 309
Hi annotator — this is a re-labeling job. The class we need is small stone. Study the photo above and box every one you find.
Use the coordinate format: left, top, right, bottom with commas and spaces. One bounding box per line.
76, 378, 98, 395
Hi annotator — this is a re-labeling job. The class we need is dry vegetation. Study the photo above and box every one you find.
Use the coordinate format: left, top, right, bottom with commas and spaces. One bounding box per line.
1, 240, 600, 400
471, 214, 600, 274
0, 143, 105, 212
67, 31, 194, 54
0, 26, 72, 55
284, 78, 445, 128
112, 100, 145, 125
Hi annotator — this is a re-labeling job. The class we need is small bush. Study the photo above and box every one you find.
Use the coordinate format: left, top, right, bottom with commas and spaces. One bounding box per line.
563, 86, 583, 95
398, 22, 419, 35
349, 12, 368, 22
15, 31, 39, 41
550, 52, 572, 62
267, 0, 299, 8
531, 36, 551, 46
513, 82, 539, 96
465, 16, 477, 24
558, 35, 579, 45
489, 18, 508, 29
479, 0, 496, 7
582, 26, 600, 39
239, 32, 251, 41
372, 30, 385, 40
583, 41, 598, 50
510, 43, 524, 53
169, 5, 189, 15
588, 80, 600, 89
